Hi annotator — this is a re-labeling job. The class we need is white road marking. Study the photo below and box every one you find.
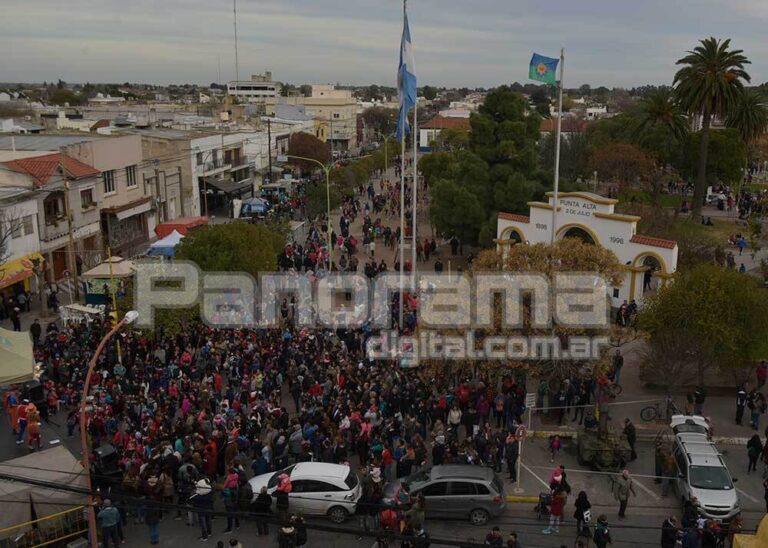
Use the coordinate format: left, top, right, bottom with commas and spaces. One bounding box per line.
521, 462, 551, 489
631, 476, 661, 501
736, 487, 760, 504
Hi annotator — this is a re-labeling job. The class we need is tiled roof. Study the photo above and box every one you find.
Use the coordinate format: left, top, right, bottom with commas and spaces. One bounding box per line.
498, 212, 530, 223
3, 153, 99, 185
630, 234, 677, 249
420, 116, 471, 130
540, 118, 590, 133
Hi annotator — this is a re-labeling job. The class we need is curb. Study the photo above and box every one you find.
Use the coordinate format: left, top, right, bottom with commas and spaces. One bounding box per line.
505, 495, 539, 503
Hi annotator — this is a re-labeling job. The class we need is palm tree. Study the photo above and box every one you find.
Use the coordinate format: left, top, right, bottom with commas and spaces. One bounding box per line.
726, 89, 768, 145
673, 37, 751, 219
635, 87, 689, 143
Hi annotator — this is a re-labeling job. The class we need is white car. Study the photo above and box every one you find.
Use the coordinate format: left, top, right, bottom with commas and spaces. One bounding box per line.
249, 462, 361, 523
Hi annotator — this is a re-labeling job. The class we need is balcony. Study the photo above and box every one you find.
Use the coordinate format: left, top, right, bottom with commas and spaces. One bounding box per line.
200, 159, 231, 176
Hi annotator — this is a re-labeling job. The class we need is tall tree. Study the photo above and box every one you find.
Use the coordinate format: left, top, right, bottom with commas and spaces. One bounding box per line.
726, 89, 768, 145
634, 87, 689, 151
674, 37, 751, 218
286, 133, 330, 172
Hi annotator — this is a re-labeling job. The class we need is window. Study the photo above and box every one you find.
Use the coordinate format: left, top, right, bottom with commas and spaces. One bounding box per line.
22, 215, 34, 236
80, 189, 94, 209
333, 112, 340, 119
126, 165, 137, 188
10, 220, 21, 239
448, 482, 476, 496
196, 152, 203, 166
420, 482, 448, 497
103, 170, 116, 194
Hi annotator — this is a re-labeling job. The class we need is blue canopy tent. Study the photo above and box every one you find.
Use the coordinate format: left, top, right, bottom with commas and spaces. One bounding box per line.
146, 229, 184, 258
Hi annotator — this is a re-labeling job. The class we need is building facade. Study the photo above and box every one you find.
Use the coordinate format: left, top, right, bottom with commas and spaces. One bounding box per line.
0, 186, 43, 301
266, 85, 358, 151
226, 72, 279, 104
496, 191, 678, 307
62, 135, 157, 259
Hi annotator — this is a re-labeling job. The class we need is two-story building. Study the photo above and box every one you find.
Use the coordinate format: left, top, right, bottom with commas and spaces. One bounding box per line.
266, 85, 358, 151
61, 135, 157, 259
0, 167, 44, 301
2, 152, 102, 283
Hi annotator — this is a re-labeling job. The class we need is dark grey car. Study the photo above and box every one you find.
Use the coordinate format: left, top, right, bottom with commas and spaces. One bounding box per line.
381, 465, 506, 526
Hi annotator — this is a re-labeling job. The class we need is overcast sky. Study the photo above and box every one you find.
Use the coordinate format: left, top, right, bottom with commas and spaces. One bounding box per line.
3, 0, 768, 89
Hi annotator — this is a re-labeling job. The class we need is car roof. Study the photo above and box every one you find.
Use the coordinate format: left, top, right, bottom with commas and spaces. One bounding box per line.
689, 454, 725, 467
430, 465, 495, 481
290, 462, 350, 480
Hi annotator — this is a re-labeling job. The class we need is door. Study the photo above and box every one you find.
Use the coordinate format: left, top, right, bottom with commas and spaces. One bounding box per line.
290, 479, 337, 515
446, 481, 479, 517
417, 481, 449, 518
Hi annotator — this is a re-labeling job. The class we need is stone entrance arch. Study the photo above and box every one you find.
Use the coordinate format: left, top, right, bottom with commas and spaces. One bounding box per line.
557, 223, 599, 245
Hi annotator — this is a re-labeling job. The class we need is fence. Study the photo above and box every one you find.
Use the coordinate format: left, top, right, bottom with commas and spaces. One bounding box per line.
0, 506, 87, 548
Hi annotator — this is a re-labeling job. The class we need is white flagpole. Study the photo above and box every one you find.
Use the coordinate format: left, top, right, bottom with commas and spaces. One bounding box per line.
399, 0, 407, 329
411, 93, 418, 290
551, 48, 564, 245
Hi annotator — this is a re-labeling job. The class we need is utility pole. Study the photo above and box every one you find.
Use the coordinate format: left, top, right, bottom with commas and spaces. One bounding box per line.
233, 0, 240, 84
56, 153, 81, 300
267, 119, 273, 184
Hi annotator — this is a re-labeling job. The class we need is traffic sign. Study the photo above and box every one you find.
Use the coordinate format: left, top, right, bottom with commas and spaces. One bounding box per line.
525, 392, 536, 408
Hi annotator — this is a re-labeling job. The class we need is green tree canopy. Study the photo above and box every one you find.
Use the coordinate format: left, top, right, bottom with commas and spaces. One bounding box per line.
639, 264, 768, 386
175, 222, 285, 277
426, 86, 544, 246
681, 128, 746, 184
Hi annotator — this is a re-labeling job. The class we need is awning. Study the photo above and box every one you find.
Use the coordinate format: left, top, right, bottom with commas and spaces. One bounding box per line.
205, 178, 254, 196
116, 200, 152, 221
0, 327, 34, 385
0, 252, 44, 290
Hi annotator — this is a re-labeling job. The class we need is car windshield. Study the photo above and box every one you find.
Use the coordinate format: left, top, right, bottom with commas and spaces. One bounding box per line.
401, 468, 431, 490
344, 470, 358, 490
689, 466, 732, 490
267, 465, 296, 489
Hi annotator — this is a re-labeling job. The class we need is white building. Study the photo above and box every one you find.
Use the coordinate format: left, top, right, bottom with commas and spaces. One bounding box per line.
227, 72, 279, 103
0, 183, 43, 298
586, 105, 608, 120
496, 191, 678, 307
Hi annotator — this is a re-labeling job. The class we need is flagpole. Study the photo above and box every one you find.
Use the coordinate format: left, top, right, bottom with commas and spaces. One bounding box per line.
411, 90, 418, 291
550, 47, 564, 245
399, 0, 407, 330
399, 124, 406, 329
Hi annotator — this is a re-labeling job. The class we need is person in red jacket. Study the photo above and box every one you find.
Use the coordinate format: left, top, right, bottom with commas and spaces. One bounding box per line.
543, 485, 567, 534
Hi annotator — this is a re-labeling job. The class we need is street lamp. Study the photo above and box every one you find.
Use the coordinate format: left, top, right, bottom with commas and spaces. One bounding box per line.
80, 310, 138, 548
373, 131, 392, 179
277, 154, 333, 270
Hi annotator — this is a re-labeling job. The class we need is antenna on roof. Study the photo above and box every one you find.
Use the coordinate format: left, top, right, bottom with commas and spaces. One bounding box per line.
233, 0, 240, 83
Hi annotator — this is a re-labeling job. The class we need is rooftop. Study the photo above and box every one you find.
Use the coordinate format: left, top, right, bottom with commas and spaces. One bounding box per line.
420, 116, 471, 130
0, 134, 104, 151
630, 234, 677, 250
3, 153, 99, 185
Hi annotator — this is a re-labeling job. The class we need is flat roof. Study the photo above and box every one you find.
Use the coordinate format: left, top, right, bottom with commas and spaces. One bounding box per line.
0, 134, 104, 151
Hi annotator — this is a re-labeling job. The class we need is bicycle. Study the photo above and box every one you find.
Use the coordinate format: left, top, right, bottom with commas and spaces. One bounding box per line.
640, 396, 679, 422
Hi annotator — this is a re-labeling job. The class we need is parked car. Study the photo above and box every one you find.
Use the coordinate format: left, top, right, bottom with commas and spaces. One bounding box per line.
381, 465, 505, 526
248, 462, 361, 523
670, 415, 740, 521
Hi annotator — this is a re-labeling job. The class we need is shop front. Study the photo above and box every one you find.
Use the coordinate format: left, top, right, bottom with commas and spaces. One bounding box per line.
0, 252, 45, 300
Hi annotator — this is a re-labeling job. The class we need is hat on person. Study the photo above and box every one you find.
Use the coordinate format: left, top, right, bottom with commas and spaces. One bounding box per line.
552, 473, 563, 483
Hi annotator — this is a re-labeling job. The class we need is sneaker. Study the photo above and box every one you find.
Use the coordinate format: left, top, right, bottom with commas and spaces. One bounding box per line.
223, 529, 232, 534
15, 440, 22, 445
542, 527, 552, 534
198, 537, 208, 542
554, 527, 560, 533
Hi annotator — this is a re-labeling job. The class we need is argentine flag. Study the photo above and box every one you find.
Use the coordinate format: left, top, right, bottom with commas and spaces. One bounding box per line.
396, 11, 417, 142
